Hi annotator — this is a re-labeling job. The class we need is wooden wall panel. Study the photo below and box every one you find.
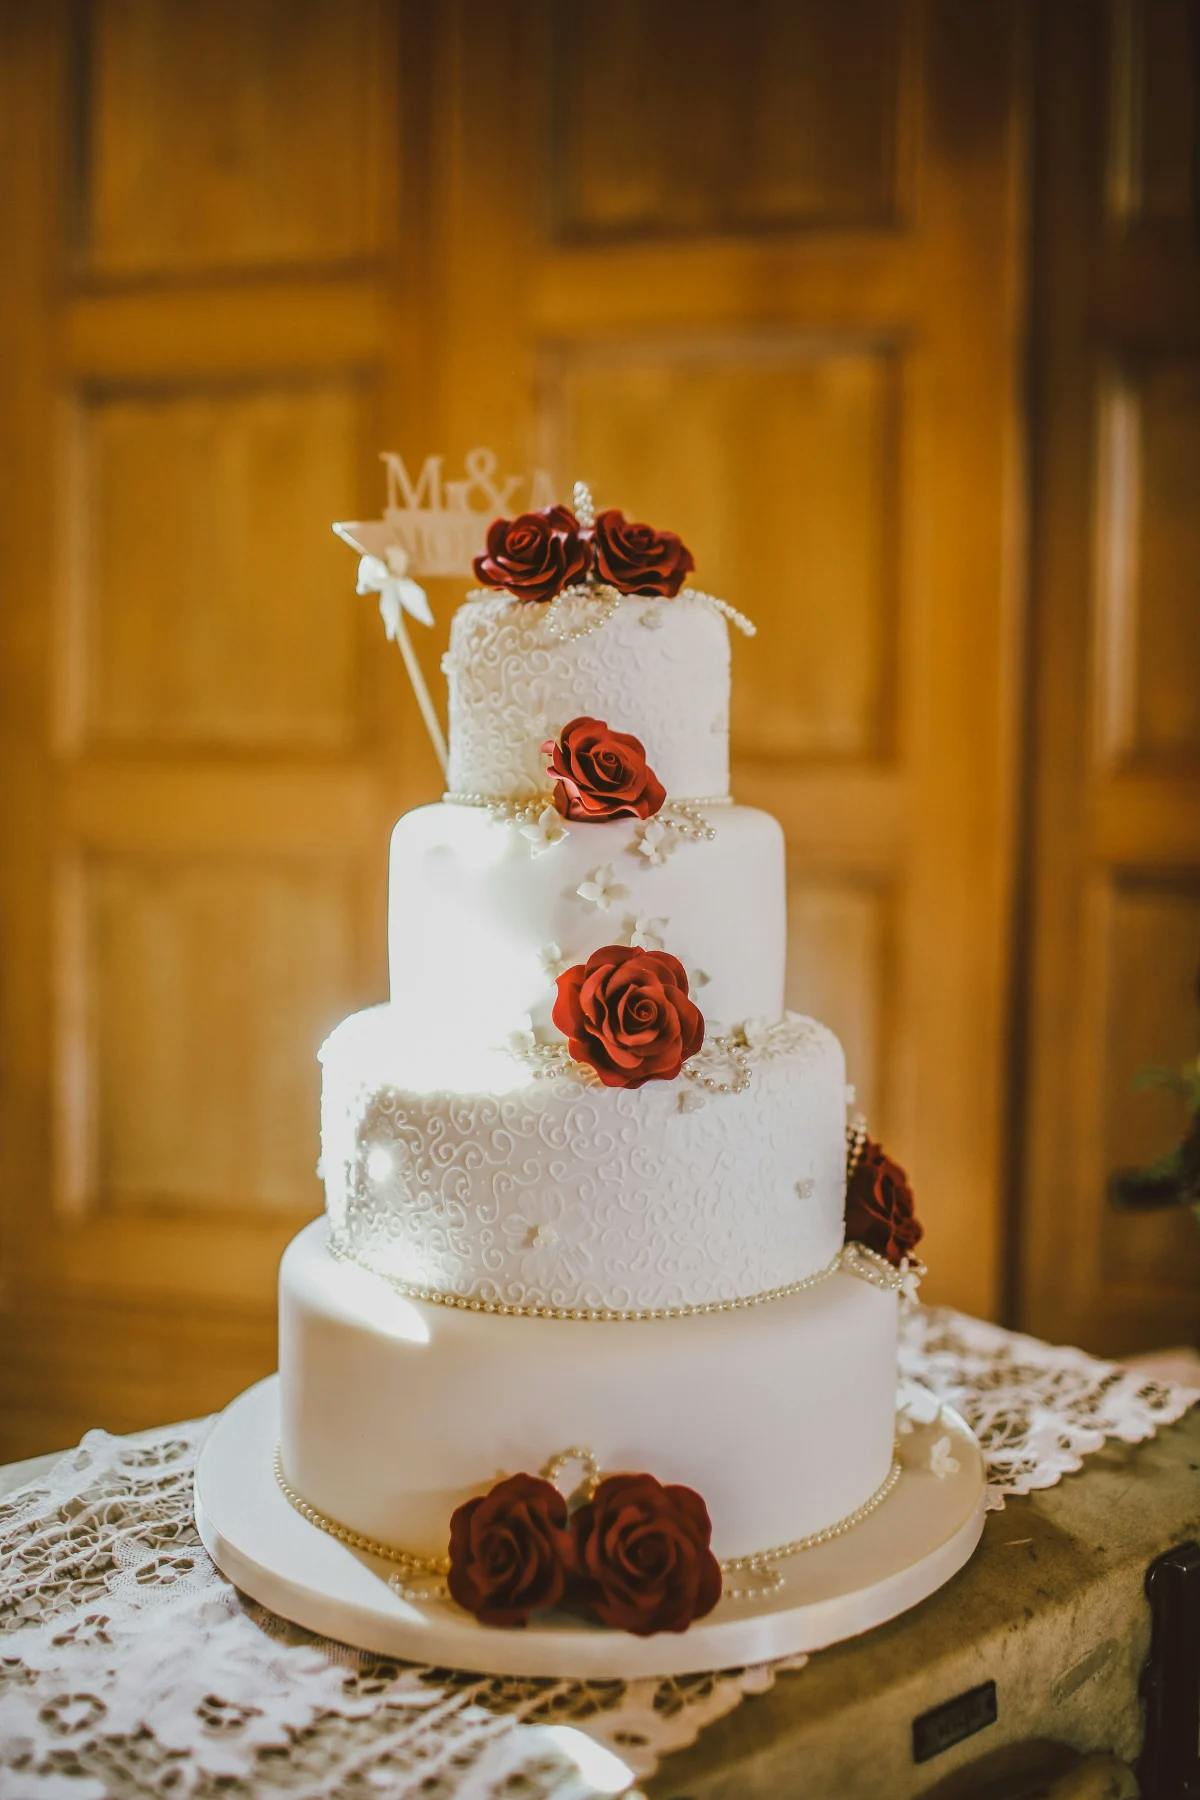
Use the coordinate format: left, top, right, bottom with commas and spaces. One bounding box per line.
785, 874, 894, 1134
68, 380, 366, 750
550, 343, 899, 761
78, 0, 389, 276
57, 853, 356, 1219
1020, 2, 1200, 1353
1095, 357, 1200, 768
1106, 0, 1198, 226
1097, 876, 1200, 1291
550, 0, 906, 237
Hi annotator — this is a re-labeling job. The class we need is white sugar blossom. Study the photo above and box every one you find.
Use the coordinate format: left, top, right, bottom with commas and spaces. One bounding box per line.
691, 967, 711, 988
929, 1435, 961, 1480
505, 1016, 536, 1058
577, 864, 626, 910
896, 1411, 915, 1437
628, 915, 668, 952
635, 819, 676, 866
898, 1382, 940, 1425
677, 1086, 706, 1113
538, 941, 569, 979
742, 1016, 771, 1049
519, 806, 568, 856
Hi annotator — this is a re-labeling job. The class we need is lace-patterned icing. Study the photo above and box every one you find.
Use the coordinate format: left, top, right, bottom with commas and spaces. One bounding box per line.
2, 1319, 1194, 1797
321, 1010, 847, 1313
443, 591, 731, 801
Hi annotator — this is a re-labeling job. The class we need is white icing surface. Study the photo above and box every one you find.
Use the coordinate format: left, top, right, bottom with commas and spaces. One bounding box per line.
319, 1006, 847, 1313
444, 592, 731, 801
279, 1219, 899, 1562
388, 801, 785, 1044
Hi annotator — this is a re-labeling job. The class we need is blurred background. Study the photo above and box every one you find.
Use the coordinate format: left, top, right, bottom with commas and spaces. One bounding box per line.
1, 0, 1198, 1459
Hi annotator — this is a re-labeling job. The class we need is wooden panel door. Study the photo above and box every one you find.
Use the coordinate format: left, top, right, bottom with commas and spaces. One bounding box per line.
427, 0, 1027, 1316
1, 2, 1027, 1463
0, 1, 434, 1457
1019, 1, 1200, 1353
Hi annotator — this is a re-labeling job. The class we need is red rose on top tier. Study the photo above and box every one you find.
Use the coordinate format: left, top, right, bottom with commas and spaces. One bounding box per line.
591, 509, 695, 598
571, 1473, 722, 1635
543, 716, 666, 823
447, 1473, 576, 1628
845, 1137, 923, 1267
553, 946, 703, 1088
473, 505, 590, 603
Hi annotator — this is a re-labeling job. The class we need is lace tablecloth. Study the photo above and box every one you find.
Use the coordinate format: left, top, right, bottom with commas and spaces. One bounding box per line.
1, 1307, 1196, 1799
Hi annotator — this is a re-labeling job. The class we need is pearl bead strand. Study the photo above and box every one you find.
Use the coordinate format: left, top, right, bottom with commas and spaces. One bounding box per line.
681, 1035, 753, 1096
326, 1233, 855, 1321
720, 1452, 903, 1599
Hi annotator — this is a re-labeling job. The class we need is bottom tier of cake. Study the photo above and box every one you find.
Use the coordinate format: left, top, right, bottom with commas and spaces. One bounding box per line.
278, 1220, 899, 1563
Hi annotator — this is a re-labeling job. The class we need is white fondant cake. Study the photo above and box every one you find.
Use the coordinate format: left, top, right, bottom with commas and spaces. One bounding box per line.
277, 483, 921, 1636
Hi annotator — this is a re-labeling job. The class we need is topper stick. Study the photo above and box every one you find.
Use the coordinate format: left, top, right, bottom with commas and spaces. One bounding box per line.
391, 608, 448, 776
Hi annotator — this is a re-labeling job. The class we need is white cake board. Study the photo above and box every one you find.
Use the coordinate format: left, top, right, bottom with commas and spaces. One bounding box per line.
195, 1375, 986, 1679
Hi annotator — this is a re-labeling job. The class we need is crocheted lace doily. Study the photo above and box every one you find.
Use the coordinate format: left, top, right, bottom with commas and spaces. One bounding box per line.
1, 1305, 1195, 1798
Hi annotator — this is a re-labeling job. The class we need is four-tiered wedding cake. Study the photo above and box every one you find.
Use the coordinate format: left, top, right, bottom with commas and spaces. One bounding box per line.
276, 486, 923, 1635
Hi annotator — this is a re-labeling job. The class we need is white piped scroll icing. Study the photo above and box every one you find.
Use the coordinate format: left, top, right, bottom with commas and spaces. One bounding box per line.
443, 592, 731, 801
319, 1006, 846, 1315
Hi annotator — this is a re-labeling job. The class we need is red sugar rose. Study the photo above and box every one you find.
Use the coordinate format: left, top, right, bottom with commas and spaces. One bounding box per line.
845, 1138, 923, 1267
552, 946, 704, 1088
590, 508, 695, 598
571, 1473, 722, 1635
542, 716, 666, 823
473, 505, 591, 603
447, 1472, 577, 1628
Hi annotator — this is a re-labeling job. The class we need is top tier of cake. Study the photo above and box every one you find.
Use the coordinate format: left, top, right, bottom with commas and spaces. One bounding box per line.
444, 591, 731, 802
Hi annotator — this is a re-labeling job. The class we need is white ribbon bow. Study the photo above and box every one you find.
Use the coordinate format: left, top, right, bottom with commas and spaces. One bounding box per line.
355, 546, 433, 638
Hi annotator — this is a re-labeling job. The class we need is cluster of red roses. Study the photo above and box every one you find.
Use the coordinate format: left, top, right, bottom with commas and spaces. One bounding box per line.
448, 1468, 722, 1635
474, 504, 694, 604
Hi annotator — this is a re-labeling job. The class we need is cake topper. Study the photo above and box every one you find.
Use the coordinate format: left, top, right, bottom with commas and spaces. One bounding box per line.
335, 448, 555, 580
333, 449, 554, 776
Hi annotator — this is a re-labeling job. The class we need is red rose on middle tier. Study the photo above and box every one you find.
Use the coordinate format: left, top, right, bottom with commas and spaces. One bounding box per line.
552, 946, 704, 1088
590, 508, 695, 597
543, 716, 666, 822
